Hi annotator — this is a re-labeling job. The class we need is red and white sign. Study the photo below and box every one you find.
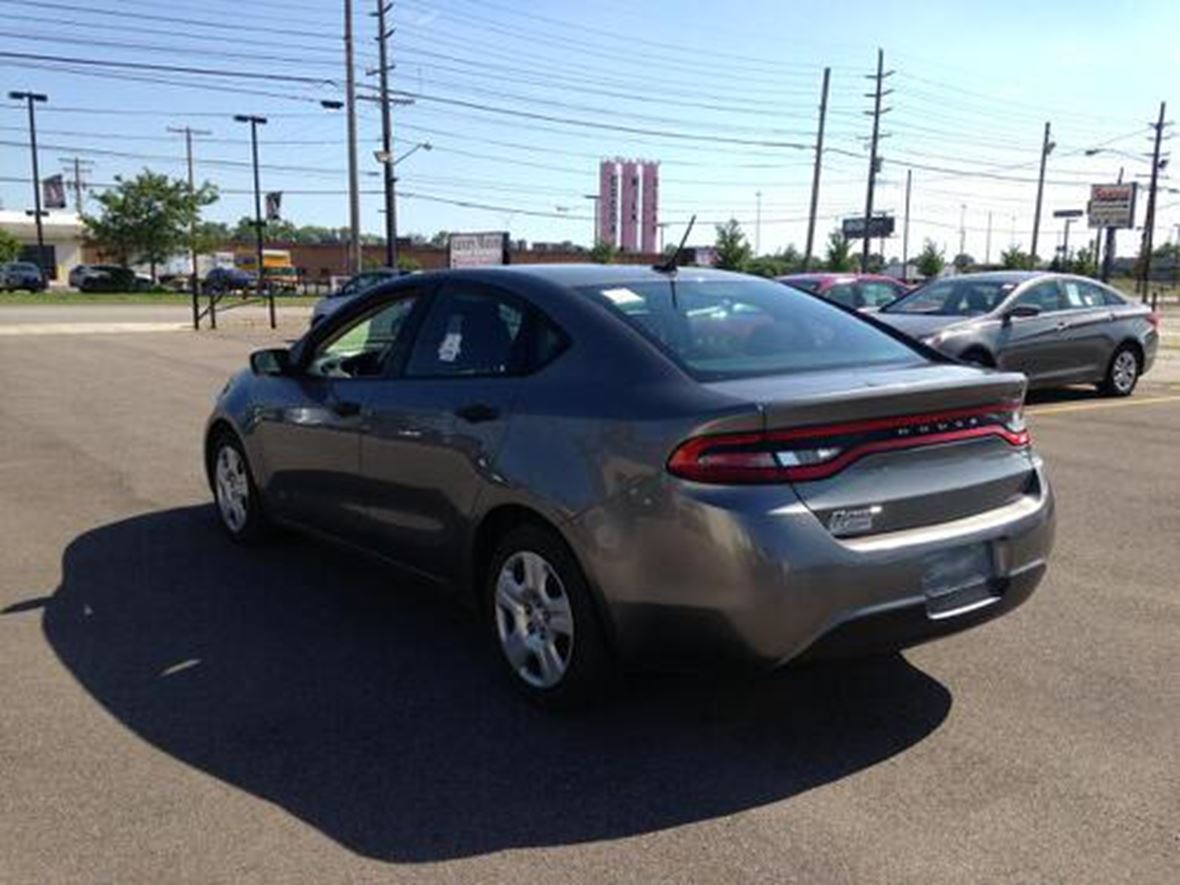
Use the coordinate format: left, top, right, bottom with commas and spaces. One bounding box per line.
1088, 183, 1137, 229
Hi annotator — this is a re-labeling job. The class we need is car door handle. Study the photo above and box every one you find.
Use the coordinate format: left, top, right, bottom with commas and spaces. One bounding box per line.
1054, 321, 1070, 331
331, 400, 362, 417
454, 403, 500, 423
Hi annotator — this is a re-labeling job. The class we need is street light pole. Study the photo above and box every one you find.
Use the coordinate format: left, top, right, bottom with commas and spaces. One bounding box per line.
583, 194, 599, 248
9, 90, 48, 279
233, 114, 273, 329
755, 190, 762, 255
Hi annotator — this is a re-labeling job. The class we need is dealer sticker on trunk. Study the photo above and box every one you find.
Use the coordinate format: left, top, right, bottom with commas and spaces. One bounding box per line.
827, 505, 882, 535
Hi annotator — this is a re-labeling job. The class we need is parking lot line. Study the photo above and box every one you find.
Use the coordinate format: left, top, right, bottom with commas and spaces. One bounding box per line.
1028, 393, 1180, 416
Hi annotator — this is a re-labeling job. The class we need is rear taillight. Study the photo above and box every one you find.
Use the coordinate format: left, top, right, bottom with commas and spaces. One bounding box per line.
1147, 312, 1161, 329
668, 403, 1030, 485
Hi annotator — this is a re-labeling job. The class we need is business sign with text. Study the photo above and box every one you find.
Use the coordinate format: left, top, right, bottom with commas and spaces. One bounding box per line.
1088, 183, 1137, 229
842, 214, 895, 240
448, 232, 508, 268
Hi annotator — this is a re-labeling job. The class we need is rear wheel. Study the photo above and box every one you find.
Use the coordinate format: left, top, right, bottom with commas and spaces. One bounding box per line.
210, 431, 270, 543
485, 524, 613, 709
1100, 345, 1140, 397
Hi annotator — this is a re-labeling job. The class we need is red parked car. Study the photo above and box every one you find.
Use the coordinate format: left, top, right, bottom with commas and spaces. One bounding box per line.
777, 273, 910, 311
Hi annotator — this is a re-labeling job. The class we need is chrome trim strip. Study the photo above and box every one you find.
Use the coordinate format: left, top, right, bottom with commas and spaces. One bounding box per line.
840, 492, 1046, 553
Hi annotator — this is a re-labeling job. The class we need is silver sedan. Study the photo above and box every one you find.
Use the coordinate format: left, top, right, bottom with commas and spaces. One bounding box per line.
876, 271, 1159, 396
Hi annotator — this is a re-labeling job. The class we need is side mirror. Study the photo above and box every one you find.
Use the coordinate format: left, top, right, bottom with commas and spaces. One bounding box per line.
249, 348, 291, 376
1003, 304, 1041, 324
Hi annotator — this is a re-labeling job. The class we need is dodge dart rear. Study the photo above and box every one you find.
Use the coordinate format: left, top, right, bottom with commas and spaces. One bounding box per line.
207, 265, 1054, 706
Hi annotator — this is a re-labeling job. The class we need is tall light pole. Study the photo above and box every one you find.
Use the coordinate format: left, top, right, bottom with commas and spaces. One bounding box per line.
803, 66, 830, 271
233, 114, 274, 329
902, 168, 912, 277
344, 0, 362, 273
1030, 121, 1055, 264
9, 90, 48, 279
167, 125, 211, 330
861, 49, 893, 271
583, 194, 600, 248
755, 190, 762, 255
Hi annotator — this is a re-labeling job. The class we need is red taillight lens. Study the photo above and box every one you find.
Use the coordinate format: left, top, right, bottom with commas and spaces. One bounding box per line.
1147, 312, 1161, 329
668, 403, 1030, 485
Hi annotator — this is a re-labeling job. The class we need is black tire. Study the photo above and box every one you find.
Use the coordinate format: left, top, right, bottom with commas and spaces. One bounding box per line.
1099, 344, 1140, 397
485, 523, 614, 709
208, 430, 271, 544
960, 348, 995, 368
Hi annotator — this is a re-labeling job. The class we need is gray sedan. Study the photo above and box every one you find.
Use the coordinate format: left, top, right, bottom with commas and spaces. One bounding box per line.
205, 265, 1054, 707
876, 271, 1159, 396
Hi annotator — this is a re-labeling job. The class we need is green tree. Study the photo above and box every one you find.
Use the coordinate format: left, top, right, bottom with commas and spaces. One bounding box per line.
191, 221, 230, 255
1000, 245, 1034, 270
429, 230, 450, 248
915, 239, 946, 278
1071, 246, 1098, 277
714, 219, 752, 271
0, 227, 21, 263
953, 252, 974, 272
84, 171, 218, 278
862, 252, 885, 273
589, 240, 617, 264
396, 255, 421, 272
825, 229, 855, 271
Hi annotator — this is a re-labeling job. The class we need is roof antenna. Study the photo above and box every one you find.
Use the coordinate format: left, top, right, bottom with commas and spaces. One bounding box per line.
655, 214, 696, 273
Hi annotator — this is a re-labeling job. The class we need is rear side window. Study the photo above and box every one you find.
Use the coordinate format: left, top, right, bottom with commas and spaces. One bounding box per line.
826, 283, 858, 308
576, 277, 922, 381
406, 289, 527, 378
859, 281, 902, 308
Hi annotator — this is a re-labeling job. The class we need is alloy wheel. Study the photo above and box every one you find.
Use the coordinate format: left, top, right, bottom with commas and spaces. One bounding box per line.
1112, 350, 1138, 394
214, 444, 250, 533
494, 551, 575, 689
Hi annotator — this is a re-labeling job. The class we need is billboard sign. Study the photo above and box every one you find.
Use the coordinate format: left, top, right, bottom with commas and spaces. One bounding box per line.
842, 214, 895, 240
1088, 183, 1137, 229
448, 231, 508, 268
42, 174, 66, 209
265, 191, 282, 221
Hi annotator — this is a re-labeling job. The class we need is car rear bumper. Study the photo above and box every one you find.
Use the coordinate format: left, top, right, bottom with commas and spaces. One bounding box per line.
569, 458, 1055, 671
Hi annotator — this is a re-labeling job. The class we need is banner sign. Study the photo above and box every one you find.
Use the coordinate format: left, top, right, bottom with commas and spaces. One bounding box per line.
448, 232, 508, 268
42, 174, 66, 209
1087, 183, 1137, 229
842, 214, 895, 240
265, 191, 282, 221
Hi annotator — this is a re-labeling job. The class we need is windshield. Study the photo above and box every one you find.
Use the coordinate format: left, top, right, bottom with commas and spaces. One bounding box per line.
885, 278, 1018, 316
576, 277, 923, 380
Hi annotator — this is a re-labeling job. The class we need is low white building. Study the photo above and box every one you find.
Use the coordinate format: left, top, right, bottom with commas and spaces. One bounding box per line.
0, 210, 85, 285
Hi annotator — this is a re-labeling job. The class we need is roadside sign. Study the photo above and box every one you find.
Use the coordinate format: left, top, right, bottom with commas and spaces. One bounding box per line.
1052, 209, 1084, 218
42, 174, 66, 209
842, 214, 895, 240
1087, 183, 1137, 229
448, 231, 508, 268
265, 191, 282, 221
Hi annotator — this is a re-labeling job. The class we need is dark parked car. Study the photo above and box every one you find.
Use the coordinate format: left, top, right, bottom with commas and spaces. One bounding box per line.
310, 267, 406, 326
0, 261, 46, 292
876, 272, 1159, 396
205, 266, 1054, 706
777, 273, 909, 311
69, 264, 137, 293
203, 266, 255, 295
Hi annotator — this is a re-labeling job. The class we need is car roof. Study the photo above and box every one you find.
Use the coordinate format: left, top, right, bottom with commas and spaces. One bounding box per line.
931, 271, 1047, 284
426, 263, 755, 287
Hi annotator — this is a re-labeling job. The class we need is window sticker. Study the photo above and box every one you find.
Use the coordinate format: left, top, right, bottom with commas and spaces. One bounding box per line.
438, 331, 462, 363
600, 287, 644, 307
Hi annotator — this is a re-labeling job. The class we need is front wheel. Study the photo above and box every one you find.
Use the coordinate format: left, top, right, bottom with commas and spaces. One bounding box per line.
210, 432, 270, 543
1100, 345, 1140, 397
486, 525, 613, 709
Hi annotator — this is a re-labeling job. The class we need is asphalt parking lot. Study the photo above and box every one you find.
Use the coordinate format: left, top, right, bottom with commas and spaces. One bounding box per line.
2, 307, 1178, 884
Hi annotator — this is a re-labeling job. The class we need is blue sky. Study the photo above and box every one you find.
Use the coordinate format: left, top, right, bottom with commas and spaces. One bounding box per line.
1, 0, 1177, 259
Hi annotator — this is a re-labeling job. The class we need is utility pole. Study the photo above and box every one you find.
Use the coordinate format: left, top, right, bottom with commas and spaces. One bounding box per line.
373, 0, 397, 268
233, 114, 274, 329
986, 211, 993, 265
803, 66, 830, 271
1137, 101, 1169, 298
344, 0, 362, 273
59, 155, 93, 213
861, 49, 893, 271
168, 125, 211, 331
902, 167, 911, 276
755, 190, 762, 255
9, 90, 48, 279
1031, 121, 1054, 264
958, 203, 966, 265
583, 193, 599, 248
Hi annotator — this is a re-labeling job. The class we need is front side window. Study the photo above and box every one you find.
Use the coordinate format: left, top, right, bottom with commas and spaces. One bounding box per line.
885, 278, 1017, 316
306, 294, 419, 378
858, 281, 902, 308
1014, 281, 1064, 313
577, 277, 922, 380
405, 289, 526, 378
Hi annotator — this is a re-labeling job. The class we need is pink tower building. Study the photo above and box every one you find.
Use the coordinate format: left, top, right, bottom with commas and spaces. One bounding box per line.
640, 162, 659, 253
619, 160, 639, 252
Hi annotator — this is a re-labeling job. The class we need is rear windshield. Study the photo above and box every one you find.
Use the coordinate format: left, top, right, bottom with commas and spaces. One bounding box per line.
576, 277, 923, 380
885, 278, 1018, 316
781, 278, 822, 294
11, 263, 40, 272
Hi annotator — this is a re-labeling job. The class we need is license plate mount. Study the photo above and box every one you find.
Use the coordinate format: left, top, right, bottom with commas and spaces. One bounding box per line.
921, 542, 999, 618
